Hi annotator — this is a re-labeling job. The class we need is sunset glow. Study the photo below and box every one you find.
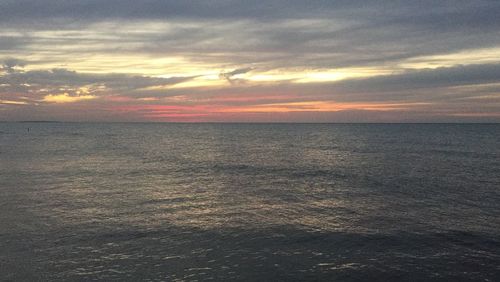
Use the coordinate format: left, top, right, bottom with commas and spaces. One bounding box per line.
1, 1, 499, 122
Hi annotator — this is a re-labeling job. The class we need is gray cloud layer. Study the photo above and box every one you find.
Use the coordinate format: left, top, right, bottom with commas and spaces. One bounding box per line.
1, 1, 499, 121
0, 1, 498, 23
1, 1, 499, 70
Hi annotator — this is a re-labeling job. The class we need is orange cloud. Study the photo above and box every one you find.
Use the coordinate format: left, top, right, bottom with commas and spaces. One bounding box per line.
0, 99, 28, 105
217, 101, 430, 113
110, 100, 431, 121
43, 93, 97, 103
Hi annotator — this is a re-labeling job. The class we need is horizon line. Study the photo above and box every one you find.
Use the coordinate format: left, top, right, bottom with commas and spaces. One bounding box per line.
3, 121, 500, 125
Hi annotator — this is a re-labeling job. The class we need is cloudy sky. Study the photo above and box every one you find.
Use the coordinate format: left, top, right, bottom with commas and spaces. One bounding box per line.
1, 0, 499, 122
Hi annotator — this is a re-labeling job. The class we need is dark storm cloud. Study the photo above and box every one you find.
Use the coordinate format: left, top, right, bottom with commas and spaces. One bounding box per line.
0, 68, 193, 88
219, 67, 252, 83
1, 1, 499, 69
0, 1, 497, 22
2, 61, 498, 104
127, 63, 500, 104
0, 36, 32, 52
0, 1, 389, 22
333, 64, 500, 93
0, 68, 197, 102
1, 0, 499, 36
1, 58, 26, 73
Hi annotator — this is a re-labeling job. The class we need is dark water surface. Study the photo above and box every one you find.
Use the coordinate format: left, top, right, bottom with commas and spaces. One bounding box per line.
1, 123, 499, 281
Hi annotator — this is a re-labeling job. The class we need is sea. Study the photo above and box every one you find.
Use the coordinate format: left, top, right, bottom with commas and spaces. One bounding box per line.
1, 123, 499, 281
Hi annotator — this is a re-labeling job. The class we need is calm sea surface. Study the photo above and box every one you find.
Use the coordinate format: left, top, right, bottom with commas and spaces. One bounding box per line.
1, 123, 499, 281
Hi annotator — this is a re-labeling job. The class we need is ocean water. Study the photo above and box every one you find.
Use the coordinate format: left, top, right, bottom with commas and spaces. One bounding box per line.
1, 123, 499, 281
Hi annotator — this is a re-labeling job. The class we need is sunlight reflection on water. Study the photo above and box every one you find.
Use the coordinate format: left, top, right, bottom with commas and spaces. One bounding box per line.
1, 123, 499, 280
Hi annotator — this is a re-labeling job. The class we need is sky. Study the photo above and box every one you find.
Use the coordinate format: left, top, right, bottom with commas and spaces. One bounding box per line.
1, 0, 500, 122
